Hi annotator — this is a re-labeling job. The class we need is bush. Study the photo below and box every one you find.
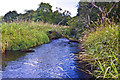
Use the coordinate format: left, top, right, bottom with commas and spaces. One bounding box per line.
2, 22, 50, 52
83, 21, 120, 78
1, 21, 71, 53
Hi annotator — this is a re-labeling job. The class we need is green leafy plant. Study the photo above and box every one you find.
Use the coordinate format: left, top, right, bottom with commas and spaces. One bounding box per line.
83, 19, 120, 78
2, 21, 70, 53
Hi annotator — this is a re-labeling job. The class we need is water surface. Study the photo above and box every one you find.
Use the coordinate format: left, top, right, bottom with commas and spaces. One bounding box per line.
2, 38, 91, 79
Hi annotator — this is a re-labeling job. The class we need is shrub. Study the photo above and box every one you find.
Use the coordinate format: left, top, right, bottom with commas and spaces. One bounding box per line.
2, 22, 50, 52
1, 21, 71, 53
83, 20, 120, 78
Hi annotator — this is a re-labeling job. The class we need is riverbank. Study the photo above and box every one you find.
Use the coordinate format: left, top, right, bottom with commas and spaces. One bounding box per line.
1, 21, 71, 53
77, 20, 120, 79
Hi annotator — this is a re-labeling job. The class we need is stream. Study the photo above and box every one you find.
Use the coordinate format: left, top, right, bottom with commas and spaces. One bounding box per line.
2, 38, 92, 79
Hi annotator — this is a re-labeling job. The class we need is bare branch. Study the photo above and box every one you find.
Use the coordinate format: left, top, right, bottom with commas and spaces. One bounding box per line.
90, 5, 94, 12
57, 17, 65, 26
91, 2, 104, 13
107, 2, 117, 14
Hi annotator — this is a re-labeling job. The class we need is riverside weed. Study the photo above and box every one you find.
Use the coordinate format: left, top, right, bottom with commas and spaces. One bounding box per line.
83, 20, 120, 78
1, 21, 70, 53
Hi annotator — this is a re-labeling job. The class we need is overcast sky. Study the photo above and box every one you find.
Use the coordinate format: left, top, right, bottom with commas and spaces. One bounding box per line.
0, 0, 80, 17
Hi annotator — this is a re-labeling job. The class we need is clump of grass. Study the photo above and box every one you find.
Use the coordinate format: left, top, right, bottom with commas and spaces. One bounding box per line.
83, 19, 120, 78
1, 21, 71, 53
2, 22, 49, 52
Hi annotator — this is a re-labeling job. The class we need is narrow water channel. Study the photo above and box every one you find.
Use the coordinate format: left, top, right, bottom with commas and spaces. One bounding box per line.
2, 38, 92, 79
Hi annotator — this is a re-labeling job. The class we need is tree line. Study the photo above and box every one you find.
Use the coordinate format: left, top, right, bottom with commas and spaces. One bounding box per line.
2, 2, 71, 26
2, 2, 120, 28
69, 2, 120, 28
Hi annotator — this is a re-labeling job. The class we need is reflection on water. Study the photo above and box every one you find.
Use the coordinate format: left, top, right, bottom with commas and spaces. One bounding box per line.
2, 51, 27, 70
2, 38, 92, 79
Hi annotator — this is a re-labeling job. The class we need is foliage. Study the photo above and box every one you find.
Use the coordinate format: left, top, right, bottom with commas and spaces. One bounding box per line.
21, 10, 36, 21
34, 2, 53, 23
83, 19, 120, 78
1, 21, 71, 53
2, 22, 48, 52
3, 11, 19, 22
2, 2, 71, 26
77, 2, 120, 26
33, 3, 71, 25
67, 2, 120, 39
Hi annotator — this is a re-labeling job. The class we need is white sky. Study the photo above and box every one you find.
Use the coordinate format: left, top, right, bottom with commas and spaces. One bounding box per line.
0, 0, 80, 17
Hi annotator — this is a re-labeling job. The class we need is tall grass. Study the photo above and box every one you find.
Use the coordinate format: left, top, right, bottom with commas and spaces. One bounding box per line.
1, 21, 71, 53
83, 20, 120, 78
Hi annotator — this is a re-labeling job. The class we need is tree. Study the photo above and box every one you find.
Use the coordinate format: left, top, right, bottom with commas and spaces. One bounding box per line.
91, 2, 118, 20
34, 3, 71, 25
55, 7, 71, 26
34, 2, 53, 22
2, 2, 71, 26
67, 1, 119, 37
72, 2, 119, 28
22, 10, 35, 21
77, 2, 101, 26
3, 11, 19, 22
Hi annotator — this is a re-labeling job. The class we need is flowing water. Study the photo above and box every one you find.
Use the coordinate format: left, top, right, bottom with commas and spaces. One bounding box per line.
2, 38, 92, 79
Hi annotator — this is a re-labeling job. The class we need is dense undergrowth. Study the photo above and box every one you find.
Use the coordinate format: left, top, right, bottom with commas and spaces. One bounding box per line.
1, 21, 71, 53
83, 19, 120, 78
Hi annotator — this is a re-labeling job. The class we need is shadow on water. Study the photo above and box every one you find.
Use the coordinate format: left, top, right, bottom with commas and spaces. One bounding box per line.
2, 38, 93, 79
2, 51, 27, 70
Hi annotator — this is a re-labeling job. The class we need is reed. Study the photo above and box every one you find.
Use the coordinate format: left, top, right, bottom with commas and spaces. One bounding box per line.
83, 19, 120, 78
1, 21, 71, 53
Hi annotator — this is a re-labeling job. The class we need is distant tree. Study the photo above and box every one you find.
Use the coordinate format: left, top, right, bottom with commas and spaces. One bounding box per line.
55, 7, 71, 26
34, 2, 53, 22
3, 11, 19, 22
90, 2, 118, 21
51, 10, 62, 24
69, 2, 119, 28
22, 10, 35, 21
2, 2, 71, 26
68, 1, 119, 37
77, 2, 100, 26
34, 2, 71, 25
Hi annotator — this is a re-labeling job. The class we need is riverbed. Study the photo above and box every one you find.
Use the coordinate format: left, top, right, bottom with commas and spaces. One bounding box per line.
2, 38, 92, 79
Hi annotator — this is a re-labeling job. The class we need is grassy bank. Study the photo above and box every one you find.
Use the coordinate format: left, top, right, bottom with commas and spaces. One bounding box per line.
1, 21, 71, 53
83, 20, 120, 78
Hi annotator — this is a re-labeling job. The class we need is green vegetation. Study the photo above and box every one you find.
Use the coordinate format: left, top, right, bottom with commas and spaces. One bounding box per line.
2, 21, 71, 53
68, 2, 120, 38
1, 1, 120, 79
83, 19, 120, 78
3, 2, 71, 26
75, 2, 120, 79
